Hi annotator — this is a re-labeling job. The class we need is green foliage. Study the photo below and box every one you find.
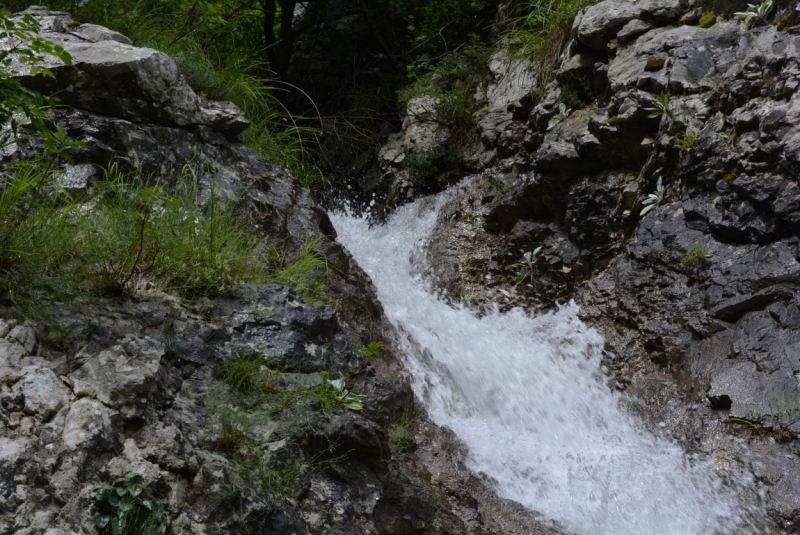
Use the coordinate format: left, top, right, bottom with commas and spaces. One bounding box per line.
645, 92, 671, 119
674, 130, 700, 150
400, 42, 490, 133
0, 9, 73, 145
559, 81, 589, 110
483, 174, 515, 198
387, 409, 416, 454
505, 246, 542, 285
353, 338, 383, 362
680, 244, 708, 268
698, 13, 717, 28
402, 148, 446, 185
221, 352, 277, 395
640, 177, 670, 217
502, 0, 595, 70
398, 0, 495, 54
9, 0, 322, 187
547, 102, 570, 131
267, 236, 328, 302
735, 0, 774, 27
88, 474, 164, 535
312, 372, 365, 411
0, 161, 328, 306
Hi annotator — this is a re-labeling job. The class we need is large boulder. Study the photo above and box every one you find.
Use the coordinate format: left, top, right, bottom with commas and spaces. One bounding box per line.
576, 0, 686, 50
4, 7, 249, 136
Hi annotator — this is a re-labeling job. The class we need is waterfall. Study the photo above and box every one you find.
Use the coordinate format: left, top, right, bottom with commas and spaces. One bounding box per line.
330, 183, 752, 534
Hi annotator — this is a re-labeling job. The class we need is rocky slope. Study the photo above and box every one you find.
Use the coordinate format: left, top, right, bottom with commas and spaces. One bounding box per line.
0, 7, 562, 535
369, 0, 800, 530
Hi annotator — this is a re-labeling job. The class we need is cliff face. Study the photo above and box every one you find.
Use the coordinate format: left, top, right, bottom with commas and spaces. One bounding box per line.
375, 0, 800, 528
0, 7, 560, 535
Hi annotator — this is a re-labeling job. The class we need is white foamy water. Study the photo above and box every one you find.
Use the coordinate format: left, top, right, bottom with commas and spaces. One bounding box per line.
331, 186, 750, 534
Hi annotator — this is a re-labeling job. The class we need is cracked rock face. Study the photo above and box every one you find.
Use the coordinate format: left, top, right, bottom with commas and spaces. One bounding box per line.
401, 0, 800, 528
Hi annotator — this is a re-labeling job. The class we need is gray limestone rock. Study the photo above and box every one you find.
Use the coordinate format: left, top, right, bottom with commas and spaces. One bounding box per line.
6, 7, 249, 136
69, 334, 164, 421
577, 0, 684, 50
13, 367, 70, 422
62, 397, 116, 451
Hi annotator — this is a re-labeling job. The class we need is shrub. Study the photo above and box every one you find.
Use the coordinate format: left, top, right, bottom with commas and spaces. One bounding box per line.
310, 372, 365, 411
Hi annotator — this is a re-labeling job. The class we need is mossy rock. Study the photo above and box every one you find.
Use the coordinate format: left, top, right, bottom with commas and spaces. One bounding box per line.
777, 17, 790, 31
698, 13, 717, 28
723, 173, 739, 185
644, 58, 666, 72
607, 115, 618, 125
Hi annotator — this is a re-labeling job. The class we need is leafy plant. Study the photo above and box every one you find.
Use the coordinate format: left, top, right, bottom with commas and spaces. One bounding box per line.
313, 372, 365, 411
547, 103, 570, 131
674, 130, 700, 150
387, 409, 416, 454
88, 474, 164, 535
0, 9, 73, 146
735, 0, 774, 27
645, 92, 672, 120
640, 177, 670, 217
680, 244, 709, 268
353, 338, 383, 362
505, 246, 543, 285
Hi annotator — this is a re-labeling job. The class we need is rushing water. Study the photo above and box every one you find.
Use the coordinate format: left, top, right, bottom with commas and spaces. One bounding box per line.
330, 184, 750, 534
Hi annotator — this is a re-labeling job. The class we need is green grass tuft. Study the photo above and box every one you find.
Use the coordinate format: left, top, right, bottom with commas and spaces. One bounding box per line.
0, 161, 328, 306
387, 409, 416, 454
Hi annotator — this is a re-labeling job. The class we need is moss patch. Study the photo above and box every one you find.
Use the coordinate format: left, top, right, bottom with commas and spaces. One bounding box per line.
698, 13, 717, 28
723, 172, 739, 185
644, 58, 666, 72
607, 115, 618, 125
777, 17, 790, 31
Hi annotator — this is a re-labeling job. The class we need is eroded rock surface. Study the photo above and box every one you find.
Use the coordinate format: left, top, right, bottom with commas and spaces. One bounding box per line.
413, 0, 800, 529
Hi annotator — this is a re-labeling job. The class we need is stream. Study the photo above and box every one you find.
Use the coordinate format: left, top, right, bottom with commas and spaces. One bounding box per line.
330, 183, 755, 534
